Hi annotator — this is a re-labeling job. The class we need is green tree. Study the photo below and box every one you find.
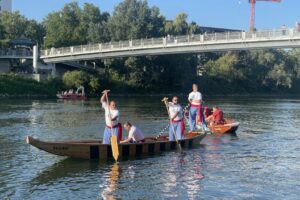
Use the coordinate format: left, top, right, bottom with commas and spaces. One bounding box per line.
108, 0, 165, 40
0, 11, 45, 44
62, 70, 90, 89
44, 2, 110, 47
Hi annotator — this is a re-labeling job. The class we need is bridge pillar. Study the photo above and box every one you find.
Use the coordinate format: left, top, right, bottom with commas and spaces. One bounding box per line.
99, 44, 102, 51
33, 45, 38, 73
129, 40, 133, 47
51, 63, 56, 76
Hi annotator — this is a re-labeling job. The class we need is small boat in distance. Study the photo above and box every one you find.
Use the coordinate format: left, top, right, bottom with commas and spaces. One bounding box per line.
208, 120, 239, 134
57, 86, 87, 100
26, 132, 206, 160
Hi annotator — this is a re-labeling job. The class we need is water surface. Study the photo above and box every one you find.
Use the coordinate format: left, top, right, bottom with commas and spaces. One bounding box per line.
0, 96, 299, 199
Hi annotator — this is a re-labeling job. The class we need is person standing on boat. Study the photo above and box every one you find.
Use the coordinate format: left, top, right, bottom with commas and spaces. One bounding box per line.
120, 122, 145, 144
188, 84, 207, 131
163, 96, 185, 141
100, 90, 122, 144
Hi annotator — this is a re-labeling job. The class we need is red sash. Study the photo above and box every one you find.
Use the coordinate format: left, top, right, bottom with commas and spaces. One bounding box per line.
172, 119, 185, 135
106, 123, 122, 141
191, 104, 203, 123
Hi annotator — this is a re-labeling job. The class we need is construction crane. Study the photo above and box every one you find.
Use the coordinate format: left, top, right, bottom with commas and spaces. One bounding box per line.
248, 0, 281, 32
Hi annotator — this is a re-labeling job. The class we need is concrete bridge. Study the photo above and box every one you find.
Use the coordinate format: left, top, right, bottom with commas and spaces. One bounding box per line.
40, 27, 300, 63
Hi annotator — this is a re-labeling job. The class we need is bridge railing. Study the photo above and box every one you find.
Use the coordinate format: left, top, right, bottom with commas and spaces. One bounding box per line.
41, 27, 300, 58
0, 49, 33, 58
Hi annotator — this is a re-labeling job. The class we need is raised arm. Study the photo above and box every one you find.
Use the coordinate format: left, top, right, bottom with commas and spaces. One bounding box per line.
100, 90, 109, 104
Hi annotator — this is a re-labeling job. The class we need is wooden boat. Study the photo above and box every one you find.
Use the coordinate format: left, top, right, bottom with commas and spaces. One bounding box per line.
57, 86, 86, 100
208, 120, 239, 134
56, 93, 86, 100
26, 132, 206, 160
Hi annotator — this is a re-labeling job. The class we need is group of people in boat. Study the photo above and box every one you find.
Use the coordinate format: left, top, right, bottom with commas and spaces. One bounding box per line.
100, 84, 225, 145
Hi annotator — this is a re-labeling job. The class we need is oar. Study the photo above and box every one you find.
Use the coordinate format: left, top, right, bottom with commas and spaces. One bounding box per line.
103, 90, 119, 161
162, 98, 182, 152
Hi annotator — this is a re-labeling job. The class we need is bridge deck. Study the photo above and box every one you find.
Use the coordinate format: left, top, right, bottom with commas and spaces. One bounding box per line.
41, 28, 300, 63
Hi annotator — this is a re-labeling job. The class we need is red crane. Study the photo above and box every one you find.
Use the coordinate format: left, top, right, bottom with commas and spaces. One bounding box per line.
248, 0, 281, 31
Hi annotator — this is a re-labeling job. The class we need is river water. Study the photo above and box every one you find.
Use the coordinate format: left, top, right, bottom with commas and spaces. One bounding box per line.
0, 96, 299, 200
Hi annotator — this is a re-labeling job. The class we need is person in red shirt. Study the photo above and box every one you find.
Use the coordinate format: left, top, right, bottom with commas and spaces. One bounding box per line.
203, 106, 213, 119
206, 106, 225, 125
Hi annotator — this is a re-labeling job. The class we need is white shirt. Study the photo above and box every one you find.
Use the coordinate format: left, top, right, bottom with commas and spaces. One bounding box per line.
168, 102, 183, 121
128, 126, 145, 142
102, 102, 119, 127
188, 91, 202, 105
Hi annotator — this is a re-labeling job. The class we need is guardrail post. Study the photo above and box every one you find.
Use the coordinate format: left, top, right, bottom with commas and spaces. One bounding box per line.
51, 47, 55, 55
289, 28, 294, 37
200, 35, 204, 43
70, 47, 74, 53
129, 40, 133, 47
175, 37, 177, 44
187, 35, 190, 43
99, 44, 102, 51
163, 37, 166, 46
242, 31, 246, 40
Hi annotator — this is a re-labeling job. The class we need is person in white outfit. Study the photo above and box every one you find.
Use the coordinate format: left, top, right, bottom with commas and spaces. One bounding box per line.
121, 122, 145, 144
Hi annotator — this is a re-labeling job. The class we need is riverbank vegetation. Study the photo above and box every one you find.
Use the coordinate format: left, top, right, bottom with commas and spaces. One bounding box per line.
0, 74, 62, 96
1, 0, 300, 95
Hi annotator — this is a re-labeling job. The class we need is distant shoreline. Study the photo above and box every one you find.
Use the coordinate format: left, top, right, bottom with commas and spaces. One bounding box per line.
1, 93, 299, 100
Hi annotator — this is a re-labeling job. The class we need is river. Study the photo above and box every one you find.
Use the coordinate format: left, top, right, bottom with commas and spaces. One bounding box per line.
0, 96, 299, 199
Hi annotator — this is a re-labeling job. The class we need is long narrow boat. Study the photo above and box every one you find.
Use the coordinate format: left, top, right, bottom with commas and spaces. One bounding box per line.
26, 132, 206, 160
208, 120, 239, 134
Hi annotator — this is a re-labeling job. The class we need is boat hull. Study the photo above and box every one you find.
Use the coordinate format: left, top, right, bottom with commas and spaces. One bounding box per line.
26, 132, 206, 160
208, 120, 239, 134
56, 94, 86, 100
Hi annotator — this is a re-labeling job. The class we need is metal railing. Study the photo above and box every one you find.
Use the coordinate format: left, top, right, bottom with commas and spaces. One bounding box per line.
40, 27, 300, 58
0, 49, 33, 58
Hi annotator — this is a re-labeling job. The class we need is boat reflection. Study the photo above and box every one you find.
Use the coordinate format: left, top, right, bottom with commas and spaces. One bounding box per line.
100, 163, 121, 200
30, 158, 102, 185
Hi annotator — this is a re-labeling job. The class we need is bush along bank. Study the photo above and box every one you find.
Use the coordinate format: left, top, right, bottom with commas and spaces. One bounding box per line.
0, 74, 63, 97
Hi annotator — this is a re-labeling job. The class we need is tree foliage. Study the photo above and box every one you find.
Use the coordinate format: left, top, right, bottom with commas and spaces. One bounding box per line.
62, 71, 101, 95
43, 2, 110, 47
0, 11, 45, 45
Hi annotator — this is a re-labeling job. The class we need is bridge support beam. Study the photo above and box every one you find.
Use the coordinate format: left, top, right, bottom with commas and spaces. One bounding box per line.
33, 45, 38, 73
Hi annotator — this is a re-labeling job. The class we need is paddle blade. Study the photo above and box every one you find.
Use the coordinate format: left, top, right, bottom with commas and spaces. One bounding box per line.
111, 135, 119, 161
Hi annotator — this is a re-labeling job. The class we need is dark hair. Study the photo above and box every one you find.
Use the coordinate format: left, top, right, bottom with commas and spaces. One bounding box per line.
124, 121, 132, 127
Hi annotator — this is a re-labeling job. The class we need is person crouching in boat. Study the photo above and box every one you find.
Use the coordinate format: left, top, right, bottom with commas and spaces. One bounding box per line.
100, 90, 122, 144
188, 84, 207, 131
206, 106, 225, 126
163, 96, 185, 141
120, 122, 145, 144
204, 106, 213, 119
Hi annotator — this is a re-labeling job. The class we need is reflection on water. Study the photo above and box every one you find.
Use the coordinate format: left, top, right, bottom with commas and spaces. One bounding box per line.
0, 96, 300, 199
101, 163, 121, 200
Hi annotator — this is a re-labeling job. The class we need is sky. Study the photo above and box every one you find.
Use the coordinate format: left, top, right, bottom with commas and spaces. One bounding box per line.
12, 0, 300, 31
